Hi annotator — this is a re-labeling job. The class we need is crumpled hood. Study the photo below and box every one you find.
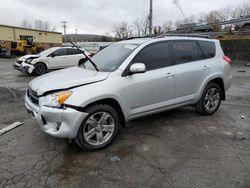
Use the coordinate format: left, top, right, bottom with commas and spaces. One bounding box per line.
19, 54, 40, 61
29, 67, 110, 96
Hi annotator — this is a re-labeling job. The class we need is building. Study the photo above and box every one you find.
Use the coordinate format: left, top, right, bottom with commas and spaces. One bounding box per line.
0, 24, 62, 51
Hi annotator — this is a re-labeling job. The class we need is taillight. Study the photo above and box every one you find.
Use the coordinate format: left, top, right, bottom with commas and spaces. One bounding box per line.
223, 56, 233, 64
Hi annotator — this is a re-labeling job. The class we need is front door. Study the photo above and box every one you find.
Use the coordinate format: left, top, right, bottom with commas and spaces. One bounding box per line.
124, 41, 175, 117
49, 48, 69, 69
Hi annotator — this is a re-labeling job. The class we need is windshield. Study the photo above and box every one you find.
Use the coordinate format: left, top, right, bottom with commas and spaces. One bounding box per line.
83, 43, 138, 72
39, 47, 58, 57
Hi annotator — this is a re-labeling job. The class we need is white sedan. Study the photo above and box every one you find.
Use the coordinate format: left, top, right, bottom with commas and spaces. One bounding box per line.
13, 47, 92, 75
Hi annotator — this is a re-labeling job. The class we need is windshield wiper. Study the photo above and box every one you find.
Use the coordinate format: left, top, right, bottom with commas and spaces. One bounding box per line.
69, 41, 99, 71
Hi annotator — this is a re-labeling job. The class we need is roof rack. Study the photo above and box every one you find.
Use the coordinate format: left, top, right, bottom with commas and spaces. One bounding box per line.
155, 33, 212, 39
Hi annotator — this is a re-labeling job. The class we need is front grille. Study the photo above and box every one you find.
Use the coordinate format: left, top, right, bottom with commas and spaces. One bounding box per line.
17, 60, 23, 64
27, 88, 39, 105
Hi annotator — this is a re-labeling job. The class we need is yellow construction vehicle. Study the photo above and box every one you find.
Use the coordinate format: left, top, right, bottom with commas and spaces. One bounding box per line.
0, 41, 10, 57
11, 40, 44, 55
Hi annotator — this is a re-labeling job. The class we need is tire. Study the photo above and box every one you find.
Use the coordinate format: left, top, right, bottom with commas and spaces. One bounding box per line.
34, 62, 47, 75
195, 82, 222, 115
75, 104, 120, 151
242, 25, 250, 31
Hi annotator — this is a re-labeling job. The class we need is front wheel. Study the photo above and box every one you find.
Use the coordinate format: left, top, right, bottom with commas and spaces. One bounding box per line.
75, 104, 120, 151
195, 82, 222, 115
34, 63, 47, 75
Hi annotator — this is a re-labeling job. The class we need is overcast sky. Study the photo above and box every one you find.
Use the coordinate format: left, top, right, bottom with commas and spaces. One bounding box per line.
0, 0, 246, 35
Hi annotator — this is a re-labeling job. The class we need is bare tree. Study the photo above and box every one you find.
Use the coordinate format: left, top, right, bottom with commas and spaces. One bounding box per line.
205, 11, 222, 31
162, 20, 174, 33
34, 20, 44, 30
219, 5, 233, 21
51, 26, 57, 32
112, 21, 133, 39
133, 18, 142, 37
20, 19, 33, 29
43, 21, 51, 31
141, 17, 149, 36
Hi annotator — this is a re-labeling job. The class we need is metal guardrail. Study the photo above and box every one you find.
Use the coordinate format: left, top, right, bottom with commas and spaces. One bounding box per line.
177, 17, 250, 31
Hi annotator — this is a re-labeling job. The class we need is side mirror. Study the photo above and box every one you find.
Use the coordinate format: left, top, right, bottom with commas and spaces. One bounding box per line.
129, 63, 146, 74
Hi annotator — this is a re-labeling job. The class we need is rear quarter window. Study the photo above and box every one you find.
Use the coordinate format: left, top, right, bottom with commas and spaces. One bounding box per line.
198, 41, 216, 59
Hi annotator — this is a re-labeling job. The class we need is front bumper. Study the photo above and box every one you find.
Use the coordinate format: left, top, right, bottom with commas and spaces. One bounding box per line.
14, 62, 35, 74
25, 92, 88, 139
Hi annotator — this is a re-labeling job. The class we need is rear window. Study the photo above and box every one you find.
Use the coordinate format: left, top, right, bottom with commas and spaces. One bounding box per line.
198, 41, 216, 59
67, 48, 81, 55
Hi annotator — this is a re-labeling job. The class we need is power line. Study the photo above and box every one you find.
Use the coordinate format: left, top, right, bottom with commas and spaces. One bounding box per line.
173, 0, 185, 18
81, 0, 110, 23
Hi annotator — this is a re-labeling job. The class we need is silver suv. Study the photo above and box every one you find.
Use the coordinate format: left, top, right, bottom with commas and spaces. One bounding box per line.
25, 36, 232, 151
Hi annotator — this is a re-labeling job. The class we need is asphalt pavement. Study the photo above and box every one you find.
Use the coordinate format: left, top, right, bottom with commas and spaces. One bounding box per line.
0, 59, 250, 188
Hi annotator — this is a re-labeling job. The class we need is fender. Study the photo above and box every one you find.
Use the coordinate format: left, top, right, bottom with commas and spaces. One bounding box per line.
195, 72, 225, 102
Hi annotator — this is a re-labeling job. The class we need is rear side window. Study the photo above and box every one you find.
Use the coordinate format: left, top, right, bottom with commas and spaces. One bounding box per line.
67, 48, 81, 55
172, 41, 202, 64
198, 41, 216, 59
133, 42, 170, 71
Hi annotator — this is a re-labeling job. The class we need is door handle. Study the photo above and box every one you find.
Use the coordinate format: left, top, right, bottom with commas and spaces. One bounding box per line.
203, 66, 210, 71
165, 73, 175, 79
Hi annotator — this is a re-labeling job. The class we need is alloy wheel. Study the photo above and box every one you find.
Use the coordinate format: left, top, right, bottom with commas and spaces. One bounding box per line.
83, 112, 115, 146
204, 87, 220, 112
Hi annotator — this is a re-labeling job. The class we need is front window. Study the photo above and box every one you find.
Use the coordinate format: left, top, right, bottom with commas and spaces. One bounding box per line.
83, 43, 138, 72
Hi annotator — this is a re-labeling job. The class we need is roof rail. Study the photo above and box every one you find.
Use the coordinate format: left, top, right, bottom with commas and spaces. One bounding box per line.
155, 33, 212, 39
126, 36, 153, 40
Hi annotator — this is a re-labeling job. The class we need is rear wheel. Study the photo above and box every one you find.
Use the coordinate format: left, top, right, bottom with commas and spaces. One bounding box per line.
242, 25, 250, 31
195, 82, 222, 115
34, 62, 47, 75
75, 104, 120, 151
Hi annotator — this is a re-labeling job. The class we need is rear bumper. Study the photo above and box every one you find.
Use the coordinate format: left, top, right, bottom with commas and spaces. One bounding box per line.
225, 75, 232, 91
25, 92, 88, 139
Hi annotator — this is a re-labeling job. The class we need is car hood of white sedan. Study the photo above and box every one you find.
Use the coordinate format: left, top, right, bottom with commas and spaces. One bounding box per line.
18, 54, 40, 61
29, 67, 110, 96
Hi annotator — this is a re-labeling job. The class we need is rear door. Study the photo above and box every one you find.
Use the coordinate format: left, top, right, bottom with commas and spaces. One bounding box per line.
66, 48, 84, 66
171, 40, 215, 103
124, 41, 175, 117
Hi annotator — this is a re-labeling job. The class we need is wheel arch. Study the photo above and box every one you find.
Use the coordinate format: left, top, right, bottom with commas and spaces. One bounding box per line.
82, 98, 126, 127
33, 61, 48, 69
242, 23, 250, 30
208, 77, 225, 100
197, 75, 226, 102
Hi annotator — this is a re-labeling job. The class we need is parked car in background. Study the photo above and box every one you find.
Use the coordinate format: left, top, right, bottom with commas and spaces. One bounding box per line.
14, 47, 92, 75
234, 15, 250, 31
176, 22, 213, 32
25, 36, 232, 151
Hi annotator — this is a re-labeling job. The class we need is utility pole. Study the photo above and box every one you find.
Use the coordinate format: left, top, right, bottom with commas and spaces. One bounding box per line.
61, 21, 68, 43
75, 28, 78, 44
149, 0, 153, 35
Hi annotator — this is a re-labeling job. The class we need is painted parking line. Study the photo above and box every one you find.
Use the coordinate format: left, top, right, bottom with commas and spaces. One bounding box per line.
0, 122, 23, 136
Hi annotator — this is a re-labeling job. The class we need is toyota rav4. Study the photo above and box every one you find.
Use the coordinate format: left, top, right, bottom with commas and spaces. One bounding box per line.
25, 36, 232, 151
